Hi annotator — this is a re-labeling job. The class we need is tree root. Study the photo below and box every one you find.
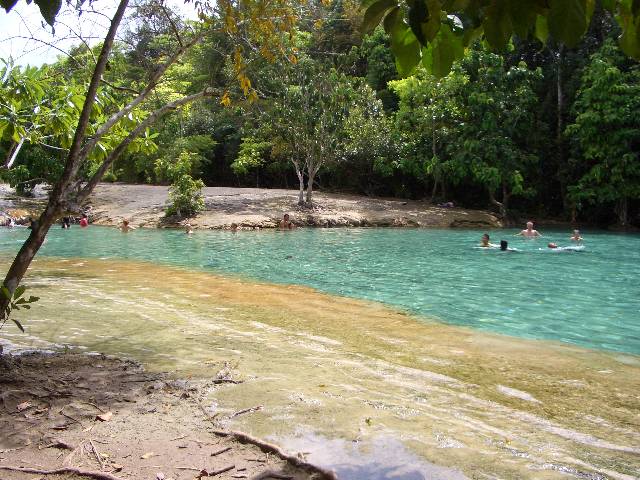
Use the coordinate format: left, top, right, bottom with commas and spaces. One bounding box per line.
0, 465, 125, 480
211, 430, 337, 480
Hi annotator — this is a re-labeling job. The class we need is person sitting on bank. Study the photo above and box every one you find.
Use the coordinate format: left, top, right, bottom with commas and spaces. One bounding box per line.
516, 221, 542, 237
570, 229, 583, 242
279, 213, 296, 230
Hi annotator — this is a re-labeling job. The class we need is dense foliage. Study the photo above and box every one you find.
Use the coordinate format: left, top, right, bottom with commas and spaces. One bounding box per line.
1, 1, 640, 226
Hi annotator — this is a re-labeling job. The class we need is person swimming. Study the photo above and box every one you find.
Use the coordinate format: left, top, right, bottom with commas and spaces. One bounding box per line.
570, 229, 583, 242
279, 213, 296, 230
480, 233, 498, 248
185, 223, 194, 235
120, 219, 134, 233
517, 221, 542, 238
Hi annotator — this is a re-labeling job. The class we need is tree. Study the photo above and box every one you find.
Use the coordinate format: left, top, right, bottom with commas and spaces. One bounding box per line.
0, 0, 303, 322
360, 0, 640, 78
566, 40, 640, 227
389, 66, 467, 201
452, 49, 541, 219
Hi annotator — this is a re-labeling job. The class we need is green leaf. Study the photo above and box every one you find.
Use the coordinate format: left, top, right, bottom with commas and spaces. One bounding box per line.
618, 13, 640, 59
483, 0, 513, 50
508, 0, 537, 38
34, 0, 62, 26
548, 0, 588, 47
14, 285, 26, 299
385, 7, 422, 76
27, 296, 40, 303
408, 0, 429, 44
422, 24, 464, 77
535, 15, 549, 44
362, 0, 399, 34
0, 286, 10, 301
12, 318, 25, 333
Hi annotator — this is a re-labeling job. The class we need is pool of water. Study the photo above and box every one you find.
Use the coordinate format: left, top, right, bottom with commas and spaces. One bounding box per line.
1, 226, 639, 354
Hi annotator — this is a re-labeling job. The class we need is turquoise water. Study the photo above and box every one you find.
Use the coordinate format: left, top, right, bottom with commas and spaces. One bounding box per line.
1, 226, 639, 354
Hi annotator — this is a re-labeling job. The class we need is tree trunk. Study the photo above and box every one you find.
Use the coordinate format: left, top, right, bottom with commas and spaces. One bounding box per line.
489, 187, 507, 219
306, 168, 317, 205
295, 165, 304, 205
430, 177, 438, 203
616, 198, 628, 227
1, 0, 130, 315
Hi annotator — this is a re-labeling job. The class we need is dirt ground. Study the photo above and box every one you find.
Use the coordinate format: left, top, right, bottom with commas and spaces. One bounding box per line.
1, 183, 501, 230
0, 352, 335, 480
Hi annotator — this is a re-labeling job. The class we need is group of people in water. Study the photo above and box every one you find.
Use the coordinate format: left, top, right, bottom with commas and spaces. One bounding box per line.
480, 221, 584, 251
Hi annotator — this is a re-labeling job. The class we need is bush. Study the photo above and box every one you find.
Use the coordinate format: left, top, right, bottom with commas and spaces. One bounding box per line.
164, 152, 205, 217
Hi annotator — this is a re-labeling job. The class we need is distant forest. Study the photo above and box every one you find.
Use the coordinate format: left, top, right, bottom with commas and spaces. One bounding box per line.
1, 1, 639, 227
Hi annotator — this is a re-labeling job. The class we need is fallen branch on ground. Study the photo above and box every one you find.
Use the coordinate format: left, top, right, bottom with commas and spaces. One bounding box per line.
0, 465, 125, 480
212, 430, 337, 480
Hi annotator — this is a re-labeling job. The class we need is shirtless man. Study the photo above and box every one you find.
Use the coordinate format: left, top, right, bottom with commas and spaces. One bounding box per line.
279, 213, 296, 230
570, 229, 583, 242
517, 221, 541, 238
120, 219, 134, 233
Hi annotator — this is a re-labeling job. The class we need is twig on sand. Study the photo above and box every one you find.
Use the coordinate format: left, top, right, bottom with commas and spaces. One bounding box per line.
0, 465, 125, 480
60, 409, 83, 427
197, 464, 235, 477
81, 402, 106, 413
211, 446, 232, 456
176, 466, 202, 471
251, 472, 293, 480
212, 379, 243, 384
89, 439, 105, 470
229, 405, 263, 419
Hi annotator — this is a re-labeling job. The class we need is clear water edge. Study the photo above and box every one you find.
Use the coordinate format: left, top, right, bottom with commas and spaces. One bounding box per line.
1, 226, 638, 354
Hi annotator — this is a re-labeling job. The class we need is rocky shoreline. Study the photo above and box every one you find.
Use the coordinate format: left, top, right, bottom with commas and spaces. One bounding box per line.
1, 183, 502, 230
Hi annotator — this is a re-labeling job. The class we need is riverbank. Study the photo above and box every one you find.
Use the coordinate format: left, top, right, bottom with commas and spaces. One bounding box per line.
0, 351, 336, 480
0, 183, 501, 229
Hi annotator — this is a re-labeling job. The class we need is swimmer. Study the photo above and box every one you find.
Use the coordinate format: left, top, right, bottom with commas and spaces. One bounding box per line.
570, 229, 583, 242
279, 213, 296, 230
185, 223, 193, 235
61, 217, 71, 229
120, 219, 134, 233
547, 242, 558, 249
480, 233, 498, 248
230, 223, 238, 232
500, 240, 518, 252
516, 221, 542, 238
79, 213, 89, 228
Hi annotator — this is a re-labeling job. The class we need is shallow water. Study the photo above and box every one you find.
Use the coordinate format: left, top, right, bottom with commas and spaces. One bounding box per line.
1, 227, 639, 479
1, 226, 639, 353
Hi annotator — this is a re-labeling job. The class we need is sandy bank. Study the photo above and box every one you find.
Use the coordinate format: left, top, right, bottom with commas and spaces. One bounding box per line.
0, 351, 335, 480
1, 183, 501, 229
